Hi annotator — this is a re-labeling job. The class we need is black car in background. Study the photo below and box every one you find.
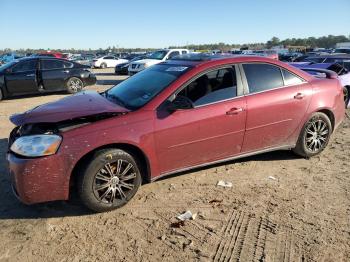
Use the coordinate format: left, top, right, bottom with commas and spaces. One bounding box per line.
0, 57, 96, 101
115, 55, 148, 75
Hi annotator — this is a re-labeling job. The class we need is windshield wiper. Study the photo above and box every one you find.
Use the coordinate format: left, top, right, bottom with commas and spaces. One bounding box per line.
105, 93, 127, 108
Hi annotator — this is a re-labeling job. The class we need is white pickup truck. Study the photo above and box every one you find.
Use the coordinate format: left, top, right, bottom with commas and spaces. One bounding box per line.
128, 49, 189, 75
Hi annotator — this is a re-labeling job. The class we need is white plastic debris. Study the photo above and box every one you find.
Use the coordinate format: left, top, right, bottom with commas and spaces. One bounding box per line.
177, 210, 196, 221
217, 180, 233, 188
268, 176, 277, 181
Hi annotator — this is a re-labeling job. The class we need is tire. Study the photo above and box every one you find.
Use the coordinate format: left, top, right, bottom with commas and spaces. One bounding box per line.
66, 77, 83, 94
344, 86, 349, 108
77, 148, 142, 212
293, 112, 332, 158
100, 63, 107, 69
0, 88, 3, 101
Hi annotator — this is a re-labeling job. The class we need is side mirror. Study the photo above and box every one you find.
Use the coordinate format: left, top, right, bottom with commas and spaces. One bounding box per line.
167, 95, 193, 111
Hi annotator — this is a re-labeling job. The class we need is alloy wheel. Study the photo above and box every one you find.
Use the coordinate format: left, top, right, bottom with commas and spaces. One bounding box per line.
93, 159, 137, 204
68, 78, 83, 92
305, 118, 329, 152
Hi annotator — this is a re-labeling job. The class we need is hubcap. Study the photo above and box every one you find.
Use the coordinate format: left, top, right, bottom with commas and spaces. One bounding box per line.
93, 160, 136, 204
305, 119, 329, 152
69, 79, 82, 92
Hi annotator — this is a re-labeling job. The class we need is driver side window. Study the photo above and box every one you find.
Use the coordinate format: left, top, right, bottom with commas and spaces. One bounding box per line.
178, 67, 237, 107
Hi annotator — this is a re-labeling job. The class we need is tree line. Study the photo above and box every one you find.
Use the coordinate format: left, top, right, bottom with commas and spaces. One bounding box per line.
1, 34, 349, 55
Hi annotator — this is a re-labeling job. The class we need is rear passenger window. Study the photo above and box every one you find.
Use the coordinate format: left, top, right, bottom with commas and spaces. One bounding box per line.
282, 69, 304, 85
243, 63, 283, 93
178, 67, 237, 106
41, 60, 65, 70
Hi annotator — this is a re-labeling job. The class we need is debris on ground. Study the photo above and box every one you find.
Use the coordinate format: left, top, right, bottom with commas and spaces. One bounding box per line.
176, 210, 196, 221
217, 180, 233, 188
268, 176, 277, 181
170, 221, 185, 228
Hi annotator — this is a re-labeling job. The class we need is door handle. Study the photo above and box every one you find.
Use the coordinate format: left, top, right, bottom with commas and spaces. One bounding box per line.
226, 107, 244, 115
294, 93, 305, 99
26, 74, 35, 77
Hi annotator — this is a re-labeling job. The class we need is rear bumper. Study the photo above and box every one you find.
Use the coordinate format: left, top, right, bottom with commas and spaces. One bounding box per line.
7, 152, 69, 205
83, 74, 97, 86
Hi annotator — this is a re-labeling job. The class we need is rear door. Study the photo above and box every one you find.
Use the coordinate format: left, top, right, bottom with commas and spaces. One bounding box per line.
40, 59, 73, 90
240, 63, 311, 152
5, 59, 38, 94
154, 66, 247, 174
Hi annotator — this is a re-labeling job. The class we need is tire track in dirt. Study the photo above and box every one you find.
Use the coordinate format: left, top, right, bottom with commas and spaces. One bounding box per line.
212, 209, 303, 262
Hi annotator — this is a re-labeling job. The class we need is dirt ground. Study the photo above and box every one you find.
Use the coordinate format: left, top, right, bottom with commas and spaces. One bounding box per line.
0, 68, 349, 262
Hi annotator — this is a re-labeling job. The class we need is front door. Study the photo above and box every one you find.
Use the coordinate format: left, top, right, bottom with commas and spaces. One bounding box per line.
5, 59, 38, 94
154, 66, 247, 174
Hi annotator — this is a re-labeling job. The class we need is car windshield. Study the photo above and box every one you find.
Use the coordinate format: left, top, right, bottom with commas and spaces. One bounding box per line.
104, 64, 191, 110
148, 50, 168, 60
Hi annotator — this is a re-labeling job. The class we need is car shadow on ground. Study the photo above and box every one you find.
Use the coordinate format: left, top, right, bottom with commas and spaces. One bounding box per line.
93, 72, 118, 76
156, 150, 300, 182
96, 79, 124, 86
0, 137, 299, 220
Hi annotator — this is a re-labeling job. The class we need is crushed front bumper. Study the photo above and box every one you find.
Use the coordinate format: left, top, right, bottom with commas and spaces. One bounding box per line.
7, 152, 70, 204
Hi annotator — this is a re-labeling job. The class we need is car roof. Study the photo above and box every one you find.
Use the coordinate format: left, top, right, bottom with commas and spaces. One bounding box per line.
163, 53, 314, 82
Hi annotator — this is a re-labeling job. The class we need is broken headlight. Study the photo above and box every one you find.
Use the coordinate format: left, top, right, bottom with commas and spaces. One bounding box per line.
10, 135, 62, 157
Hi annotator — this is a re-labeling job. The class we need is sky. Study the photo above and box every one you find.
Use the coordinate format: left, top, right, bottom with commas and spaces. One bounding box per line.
1, 0, 349, 49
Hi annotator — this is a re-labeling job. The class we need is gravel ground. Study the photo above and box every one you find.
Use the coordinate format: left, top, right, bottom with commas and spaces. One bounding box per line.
0, 68, 349, 262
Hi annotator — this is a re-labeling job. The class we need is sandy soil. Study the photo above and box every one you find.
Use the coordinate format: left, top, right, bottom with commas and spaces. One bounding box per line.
0, 68, 349, 262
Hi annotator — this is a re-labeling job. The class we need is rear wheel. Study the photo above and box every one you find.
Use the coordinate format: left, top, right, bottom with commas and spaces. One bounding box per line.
77, 148, 142, 212
293, 112, 332, 158
66, 77, 83, 94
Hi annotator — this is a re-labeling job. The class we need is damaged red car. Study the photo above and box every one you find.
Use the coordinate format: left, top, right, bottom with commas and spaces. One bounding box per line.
7, 54, 345, 212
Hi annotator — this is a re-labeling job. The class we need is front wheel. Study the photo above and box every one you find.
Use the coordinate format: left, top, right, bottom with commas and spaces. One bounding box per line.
66, 77, 83, 94
293, 112, 332, 158
77, 149, 142, 212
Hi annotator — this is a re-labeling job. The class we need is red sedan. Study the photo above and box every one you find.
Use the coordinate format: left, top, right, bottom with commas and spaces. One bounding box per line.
7, 54, 345, 212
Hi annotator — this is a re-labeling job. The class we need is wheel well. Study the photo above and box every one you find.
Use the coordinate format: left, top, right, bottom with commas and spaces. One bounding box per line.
318, 109, 335, 131
70, 143, 151, 191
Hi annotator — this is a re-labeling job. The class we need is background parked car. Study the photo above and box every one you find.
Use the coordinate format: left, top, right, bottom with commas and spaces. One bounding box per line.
128, 49, 189, 75
295, 54, 350, 71
290, 62, 350, 107
251, 50, 279, 60
115, 55, 148, 75
0, 53, 23, 65
0, 57, 96, 101
71, 55, 95, 67
36, 51, 65, 59
92, 55, 128, 69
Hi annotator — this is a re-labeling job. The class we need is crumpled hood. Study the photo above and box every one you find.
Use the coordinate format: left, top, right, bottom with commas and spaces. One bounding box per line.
10, 90, 129, 126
